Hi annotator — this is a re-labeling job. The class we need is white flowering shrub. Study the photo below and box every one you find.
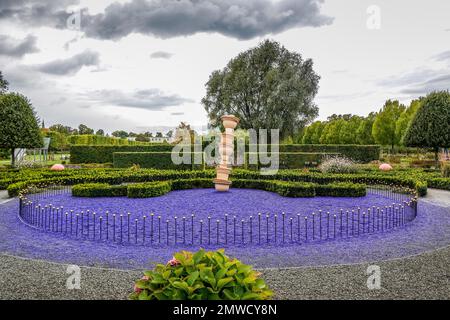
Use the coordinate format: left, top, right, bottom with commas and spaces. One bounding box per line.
319, 156, 359, 174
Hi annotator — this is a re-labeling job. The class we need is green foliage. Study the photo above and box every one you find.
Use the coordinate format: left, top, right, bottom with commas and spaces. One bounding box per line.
127, 181, 172, 198
113, 152, 203, 170
78, 124, 94, 135
202, 40, 319, 139
315, 182, 366, 197
442, 163, 450, 178
302, 121, 325, 144
72, 183, 127, 197
356, 113, 376, 144
427, 178, 450, 191
339, 116, 363, 144
3, 167, 436, 197
396, 99, 421, 145
0, 93, 43, 165
70, 145, 174, 163
404, 91, 450, 152
129, 249, 273, 300
43, 130, 68, 151
0, 71, 9, 94
68, 134, 146, 147
372, 100, 406, 149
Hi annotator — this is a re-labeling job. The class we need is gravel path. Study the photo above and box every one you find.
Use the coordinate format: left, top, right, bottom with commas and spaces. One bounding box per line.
1, 188, 449, 300
1, 246, 449, 300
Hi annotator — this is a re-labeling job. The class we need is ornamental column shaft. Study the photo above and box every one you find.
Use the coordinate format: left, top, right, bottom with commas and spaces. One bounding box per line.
213, 115, 239, 192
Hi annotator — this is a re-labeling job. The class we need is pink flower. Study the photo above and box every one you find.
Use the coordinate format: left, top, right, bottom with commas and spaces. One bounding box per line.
134, 284, 142, 293
167, 257, 180, 266
141, 275, 149, 281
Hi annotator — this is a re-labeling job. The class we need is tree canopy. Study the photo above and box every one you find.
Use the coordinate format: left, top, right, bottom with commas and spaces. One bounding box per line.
202, 40, 320, 139
372, 100, 405, 149
404, 91, 450, 157
0, 71, 8, 94
0, 93, 42, 165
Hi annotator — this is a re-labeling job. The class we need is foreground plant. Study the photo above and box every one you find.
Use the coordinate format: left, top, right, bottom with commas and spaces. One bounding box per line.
129, 249, 273, 300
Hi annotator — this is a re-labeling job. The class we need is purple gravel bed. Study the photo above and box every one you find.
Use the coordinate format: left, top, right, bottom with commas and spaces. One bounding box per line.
1, 189, 449, 270
20, 189, 414, 246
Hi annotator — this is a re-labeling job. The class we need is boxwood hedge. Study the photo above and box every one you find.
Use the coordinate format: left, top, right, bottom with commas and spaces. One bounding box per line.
5, 168, 433, 198
70, 178, 365, 198
70, 144, 380, 164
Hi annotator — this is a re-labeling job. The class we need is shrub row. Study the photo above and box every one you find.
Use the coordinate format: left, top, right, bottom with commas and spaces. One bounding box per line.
113, 152, 204, 170
72, 183, 127, 197
427, 178, 450, 191
70, 178, 365, 199
442, 163, 450, 178
127, 181, 172, 198
6, 168, 427, 197
70, 144, 380, 164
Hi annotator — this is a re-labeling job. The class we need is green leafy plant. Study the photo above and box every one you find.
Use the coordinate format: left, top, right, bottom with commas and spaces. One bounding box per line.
129, 249, 273, 300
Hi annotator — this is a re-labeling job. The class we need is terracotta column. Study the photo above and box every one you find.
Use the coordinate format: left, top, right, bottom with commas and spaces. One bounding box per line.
213, 115, 239, 191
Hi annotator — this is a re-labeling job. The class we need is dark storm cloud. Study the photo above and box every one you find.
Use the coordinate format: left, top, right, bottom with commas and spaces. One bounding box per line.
150, 51, 173, 59
82, 0, 333, 40
36, 50, 100, 75
378, 67, 450, 96
0, 0, 78, 28
0, 34, 39, 57
87, 89, 193, 110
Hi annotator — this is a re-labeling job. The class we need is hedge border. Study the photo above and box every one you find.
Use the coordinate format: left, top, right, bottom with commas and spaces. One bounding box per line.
6, 168, 428, 198
70, 179, 366, 199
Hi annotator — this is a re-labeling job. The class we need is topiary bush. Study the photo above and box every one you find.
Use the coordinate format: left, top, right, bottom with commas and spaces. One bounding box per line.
127, 181, 172, 198
129, 249, 273, 300
319, 156, 360, 174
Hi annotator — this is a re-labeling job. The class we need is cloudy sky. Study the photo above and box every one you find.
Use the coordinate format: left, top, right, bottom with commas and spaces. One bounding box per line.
0, 0, 449, 134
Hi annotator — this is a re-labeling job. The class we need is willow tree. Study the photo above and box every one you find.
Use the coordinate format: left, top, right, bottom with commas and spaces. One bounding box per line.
202, 40, 320, 140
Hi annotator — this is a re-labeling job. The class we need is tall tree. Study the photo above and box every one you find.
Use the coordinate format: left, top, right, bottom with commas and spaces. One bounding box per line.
112, 130, 129, 139
404, 91, 450, 164
78, 124, 94, 135
0, 93, 42, 166
96, 129, 105, 136
0, 71, 8, 94
356, 112, 376, 145
339, 116, 363, 144
202, 40, 320, 139
320, 119, 345, 144
396, 99, 422, 145
372, 100, 405, 150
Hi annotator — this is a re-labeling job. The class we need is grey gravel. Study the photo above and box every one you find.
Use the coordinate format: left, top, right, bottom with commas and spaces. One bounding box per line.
0, 247, 449, 300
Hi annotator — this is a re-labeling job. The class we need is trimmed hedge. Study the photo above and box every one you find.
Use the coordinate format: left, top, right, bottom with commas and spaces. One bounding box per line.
72, 183, 127, 197
427, 178, 450, 191
244, 152, 340, 170
70, 178, 365, 199
442, 163, 450, 178
6, 168, 426, 197
70, 145, 174, 163
315, 182, 366, 197
248, 144, 380, 163
70, 144, 380, 164
113, 152, 204, 170
127, 181, 172, 198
